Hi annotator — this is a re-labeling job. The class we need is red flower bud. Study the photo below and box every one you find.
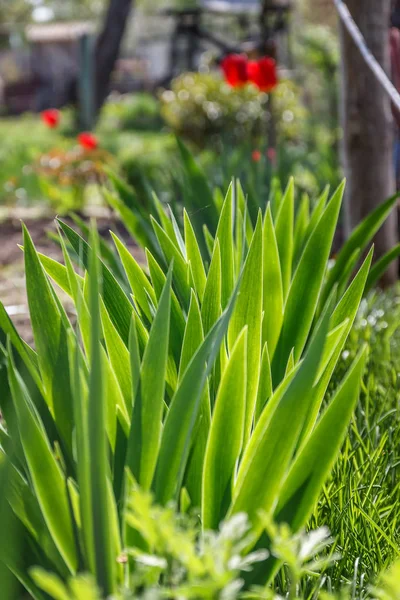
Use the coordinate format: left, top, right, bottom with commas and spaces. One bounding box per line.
41, 109, 60, 128
252, 149, 262, 162
247, 57, 278, 92
78, 132, 98, 150
221, 54, 248, 88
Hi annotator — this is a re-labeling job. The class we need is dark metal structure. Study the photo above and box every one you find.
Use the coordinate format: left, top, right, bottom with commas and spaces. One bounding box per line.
161, 1, 292, 82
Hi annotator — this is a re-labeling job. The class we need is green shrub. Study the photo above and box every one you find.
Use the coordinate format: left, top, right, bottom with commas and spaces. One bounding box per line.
0, 116, 65, 206
160, 71, 271, 148
102, 93, 164, 132
115, 131, 179, 196
158, 70, 339, 196
0, 113, 108, 210
159, 73, 307, 150
0, 171, 380, 597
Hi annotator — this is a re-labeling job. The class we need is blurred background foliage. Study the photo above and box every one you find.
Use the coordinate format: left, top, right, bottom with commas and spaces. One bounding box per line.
0, 0, 341, 211
0, 19, 341, 212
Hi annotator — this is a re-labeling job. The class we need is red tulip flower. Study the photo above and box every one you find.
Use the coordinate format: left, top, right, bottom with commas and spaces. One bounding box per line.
247, 57, 278, 92
252, 149, 262, 162
266, 147, 277, 165
221, 54, 248, 88
78, 132, 98, 150
41, 109, 60, 128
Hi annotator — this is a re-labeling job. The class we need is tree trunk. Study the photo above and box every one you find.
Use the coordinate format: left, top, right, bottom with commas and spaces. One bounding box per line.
339, 0, 398, 285
94, 0, 134, 113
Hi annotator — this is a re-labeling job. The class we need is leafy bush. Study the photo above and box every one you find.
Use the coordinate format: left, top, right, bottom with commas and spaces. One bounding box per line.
0, 113, 109, 210
0, 108, 168, 210
102, 93, 164, 132
160, 71, 271, 148
159, 70, 339, 196
0, 171, 380, 597
0, 116, 66, 206
159, 72, 310, 154
33, 146, 116, 212
114, 131, 179, 197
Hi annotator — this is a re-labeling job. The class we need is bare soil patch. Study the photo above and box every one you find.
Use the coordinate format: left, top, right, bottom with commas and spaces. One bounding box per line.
0, 206, 143, 344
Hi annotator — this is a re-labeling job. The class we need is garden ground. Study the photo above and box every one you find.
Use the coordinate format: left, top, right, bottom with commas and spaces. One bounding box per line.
0, 206, 142, 344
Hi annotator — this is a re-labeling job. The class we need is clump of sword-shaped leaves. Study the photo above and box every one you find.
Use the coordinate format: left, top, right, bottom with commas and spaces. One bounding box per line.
0, 178, 386, 597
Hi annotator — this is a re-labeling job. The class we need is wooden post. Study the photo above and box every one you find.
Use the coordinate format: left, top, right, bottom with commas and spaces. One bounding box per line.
94, 0, 134, 114
339, 0, 398, 284
78, 34, 95, 131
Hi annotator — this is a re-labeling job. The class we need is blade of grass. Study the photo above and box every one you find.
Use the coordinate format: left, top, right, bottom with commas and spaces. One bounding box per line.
320, 191, 399, 308
126, 268, 172, 490
229, 310, 330, 533
184, 209, 207, 303
57, 219, 133, 346
7, 346, 77, 575
86, 227, 116, 595
153, 279, 240, 505
180, 291, 210, 508
202, 327, 247, 529
262, 205, 284, 360
228, 214, 263, 444
275, 178, 294, 299
215, 183, 235, 308
272, 182, 343, 385
201, 239, 222, 336
22, 225, 73, 453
